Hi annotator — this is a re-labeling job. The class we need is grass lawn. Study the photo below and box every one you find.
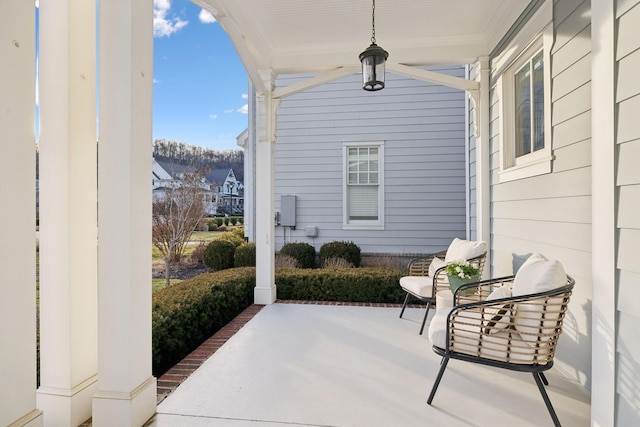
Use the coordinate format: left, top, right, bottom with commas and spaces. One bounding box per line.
152, 230, 223, 262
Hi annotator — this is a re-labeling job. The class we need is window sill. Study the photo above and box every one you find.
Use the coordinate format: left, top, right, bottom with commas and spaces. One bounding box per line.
499, 154, 554, 183
343, 224, 385, 231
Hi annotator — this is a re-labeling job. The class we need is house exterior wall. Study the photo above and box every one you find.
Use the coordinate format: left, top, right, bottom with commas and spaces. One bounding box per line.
488, 0, 592, 389
614, 0, 640, 424
272, 67, 468, 256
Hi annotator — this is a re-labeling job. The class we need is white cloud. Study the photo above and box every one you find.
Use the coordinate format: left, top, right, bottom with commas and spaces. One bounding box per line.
198, 9, 216, 24
209, 114, 218, 119
241, 93, 248, 99
154, 0, 188, 38
224, 108, 234, 114
153, 78, 160, 84
237, 104, 248, 114
35, 0, 39, 8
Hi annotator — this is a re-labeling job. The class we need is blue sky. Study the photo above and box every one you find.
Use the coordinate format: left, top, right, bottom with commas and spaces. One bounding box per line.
153, 0, 248, 150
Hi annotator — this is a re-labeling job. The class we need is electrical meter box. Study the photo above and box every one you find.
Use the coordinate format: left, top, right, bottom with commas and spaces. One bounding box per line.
280, 195, 296, 228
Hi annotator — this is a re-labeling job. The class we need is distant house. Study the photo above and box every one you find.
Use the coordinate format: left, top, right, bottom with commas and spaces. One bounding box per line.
152, 158, 243, 216
205, 168, 243, 215
152, 158, 215, 214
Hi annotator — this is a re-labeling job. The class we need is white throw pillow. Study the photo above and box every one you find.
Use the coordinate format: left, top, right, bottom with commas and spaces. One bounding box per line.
512, 253, 567, 296
511, 253, 568, 346
445, 238, 487, 263
483, 286, 512, 334
428, 257, 447, 278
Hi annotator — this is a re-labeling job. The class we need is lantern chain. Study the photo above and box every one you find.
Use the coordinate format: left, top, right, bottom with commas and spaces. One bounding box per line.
371, 0, 377, 45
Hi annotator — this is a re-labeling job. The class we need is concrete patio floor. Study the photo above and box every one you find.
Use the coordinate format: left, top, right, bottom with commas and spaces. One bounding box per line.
147, 303, 590, 427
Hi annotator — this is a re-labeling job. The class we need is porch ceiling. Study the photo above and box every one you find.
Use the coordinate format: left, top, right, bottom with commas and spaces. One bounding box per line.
196, 0, 531, 90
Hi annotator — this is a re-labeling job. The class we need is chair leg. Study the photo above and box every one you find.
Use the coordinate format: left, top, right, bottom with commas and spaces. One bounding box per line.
539, 372, 549, 386
399, 293, 410, 318
427, 357, 449, 405
419, 304, 431, 335
532, 372, 561, 427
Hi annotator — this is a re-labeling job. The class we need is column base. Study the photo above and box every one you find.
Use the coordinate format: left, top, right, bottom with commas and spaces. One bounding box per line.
254, 285, 276, 305
37, 375, 97, 427
92, 376, 156, 427
8, 410, 43, 427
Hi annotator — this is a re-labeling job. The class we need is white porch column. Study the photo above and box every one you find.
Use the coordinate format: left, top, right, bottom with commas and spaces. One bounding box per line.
254, 71, 278, 304
591, 1, 616, 425
36, 1, 98, 425
474, 57, 491, 274
0, 3, 43, 426
92, 1, 156, 425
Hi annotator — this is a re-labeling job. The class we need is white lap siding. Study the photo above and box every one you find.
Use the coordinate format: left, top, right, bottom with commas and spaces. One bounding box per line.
489, 0, 592, 389
615, 0, 640, 424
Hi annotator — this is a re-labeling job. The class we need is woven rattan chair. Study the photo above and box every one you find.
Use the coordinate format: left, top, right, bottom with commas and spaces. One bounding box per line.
399, 239, 487, 334
427, 274, 575, 427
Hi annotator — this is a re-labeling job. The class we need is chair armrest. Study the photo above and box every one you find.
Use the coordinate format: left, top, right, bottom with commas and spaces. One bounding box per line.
452, 275, 515, 305
406, 250, 447, 276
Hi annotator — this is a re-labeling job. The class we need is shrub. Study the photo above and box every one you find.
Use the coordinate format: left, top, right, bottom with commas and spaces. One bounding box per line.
203, 239, 235, 270
322, 257, 355, 269
275, 254, 300, 269
234, 242, 256, 267
280, 242, 316, 268
216, 218, 224, 227
189, 241, 207, 264
276, 267, 405, 303
319, 241, 361, 267
238, 217, 244, 225
232, 226, 245, 238
152, 267, 255, 376
217, 230, 245, 248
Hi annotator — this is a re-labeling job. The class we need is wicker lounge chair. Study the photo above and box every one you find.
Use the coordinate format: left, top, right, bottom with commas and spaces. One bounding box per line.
426, 254, 574, 427
399, 238, 487, 334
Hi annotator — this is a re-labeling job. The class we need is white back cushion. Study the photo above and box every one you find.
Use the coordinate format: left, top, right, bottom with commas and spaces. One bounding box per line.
445, 238, 487, 262
428, 257, 447, 277
512, 253, 567, 296
511, 253, 568, 347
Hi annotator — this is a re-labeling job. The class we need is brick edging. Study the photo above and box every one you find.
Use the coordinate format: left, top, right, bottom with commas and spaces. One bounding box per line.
156, 304, 265, 403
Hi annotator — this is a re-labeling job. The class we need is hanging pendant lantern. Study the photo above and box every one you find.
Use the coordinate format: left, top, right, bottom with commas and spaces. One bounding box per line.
359, 0, 388, 91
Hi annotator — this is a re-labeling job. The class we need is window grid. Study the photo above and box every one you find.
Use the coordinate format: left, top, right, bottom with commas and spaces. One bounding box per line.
344, 144, 383, 228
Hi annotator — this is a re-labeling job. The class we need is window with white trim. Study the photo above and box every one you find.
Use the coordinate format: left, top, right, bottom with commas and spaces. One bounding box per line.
343, 142, 384, 229
496, 19, 553, 182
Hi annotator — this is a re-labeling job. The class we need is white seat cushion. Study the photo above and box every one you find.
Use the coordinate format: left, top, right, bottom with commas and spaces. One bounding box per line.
399, 275, 433, 298
444, 238, 487, 263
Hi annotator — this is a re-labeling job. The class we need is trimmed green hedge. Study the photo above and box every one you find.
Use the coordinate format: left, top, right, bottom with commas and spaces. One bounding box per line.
152, 267, 255, 376
275, 267, 405, 303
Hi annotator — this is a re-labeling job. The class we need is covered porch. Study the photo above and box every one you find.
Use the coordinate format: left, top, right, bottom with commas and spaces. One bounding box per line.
150, 303, 590, 426
3, 0, 625, 425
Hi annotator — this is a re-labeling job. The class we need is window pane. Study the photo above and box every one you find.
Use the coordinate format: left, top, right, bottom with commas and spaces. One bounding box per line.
346, 145, 380, 223
532, 51, 545, 152
514, 63, 531, 157
348, 185, 378, 220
